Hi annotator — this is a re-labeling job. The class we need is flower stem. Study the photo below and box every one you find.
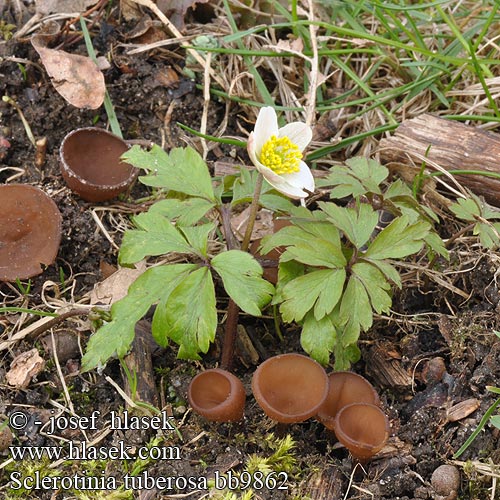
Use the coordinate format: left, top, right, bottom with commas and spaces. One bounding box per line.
220, 173, 264, 370
241, 173, 264, 252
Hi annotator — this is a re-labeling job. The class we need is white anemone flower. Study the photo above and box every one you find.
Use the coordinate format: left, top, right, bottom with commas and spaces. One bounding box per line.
247, 106, 315, 200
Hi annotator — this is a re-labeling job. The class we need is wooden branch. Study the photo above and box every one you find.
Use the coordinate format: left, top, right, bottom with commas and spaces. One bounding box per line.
378, 114, 500, 206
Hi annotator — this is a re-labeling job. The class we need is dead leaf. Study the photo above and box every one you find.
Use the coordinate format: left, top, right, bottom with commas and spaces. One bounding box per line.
35, 0, 97, 15
157, 0, 209, 31
6, 348, 45, 388
231, 207, 274, 241
446, 398, 480, 422
120, 0, 142, 21
276, 38, 304, 53
89, 261, 147, 305
31, 22, 105, 109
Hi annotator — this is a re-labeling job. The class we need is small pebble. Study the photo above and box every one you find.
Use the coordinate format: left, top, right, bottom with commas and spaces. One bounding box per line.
431, 464, 460, 499
422, 357, 446, 385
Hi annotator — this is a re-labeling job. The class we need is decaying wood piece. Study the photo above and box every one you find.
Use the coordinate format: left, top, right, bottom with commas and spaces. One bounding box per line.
365, 346, 413, 389
121, 320, 159, 408
304, 467, 345, 499
379, 114, 500, 206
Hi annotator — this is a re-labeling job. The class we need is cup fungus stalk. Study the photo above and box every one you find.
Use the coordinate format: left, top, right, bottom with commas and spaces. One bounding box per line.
220, 107, 314, 370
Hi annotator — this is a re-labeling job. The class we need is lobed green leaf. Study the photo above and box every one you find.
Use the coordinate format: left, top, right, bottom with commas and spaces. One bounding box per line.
124, 145, 216, 201
322, 157, 387, 199
352, 262, 392, 314
449, 197, 481, 222
261, 224, 345, 268
280, 268, 346, 323
149, 198, 215, 226
153, 267, 217, 359
179, 223, 215, 257
301, 311, 336, 366
339, 276, 373, 344
319, 201, 379, 249
81, 264, 197, 371
119, 212, 193, 265
364, 216, 429, 260
212, 250, 274, 316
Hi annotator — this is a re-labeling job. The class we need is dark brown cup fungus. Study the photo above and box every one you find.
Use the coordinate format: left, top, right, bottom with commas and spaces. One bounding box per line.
251, 353, 329, 423
334, 402, 389, 462
60, 127, 137, 202
317, 371, 380, 431
0, 184, 62, 281
188, 368, 246, 422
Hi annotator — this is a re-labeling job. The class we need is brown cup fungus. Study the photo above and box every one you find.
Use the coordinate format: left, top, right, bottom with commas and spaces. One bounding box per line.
317, 371, 380, 431
334, 402, 389, 462
60, 127, 137, 202
188, 368, 246, 422
0, 184, 62, 281
251, 353, 329, 423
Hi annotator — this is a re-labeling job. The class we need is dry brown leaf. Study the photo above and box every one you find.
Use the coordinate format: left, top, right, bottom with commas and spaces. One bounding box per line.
120, 0, 143, 20
157, 0, 209, 30
31, 22, 105, 109
89, 261, 147, 305
6, 348, 45, 388
35, 0, 97, 15
446, 398, 480, 422
231, 207, 274, 241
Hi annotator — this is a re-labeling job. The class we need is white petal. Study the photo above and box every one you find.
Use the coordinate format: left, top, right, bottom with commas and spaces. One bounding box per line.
278, 122, 313, 151
247, 132, 259, 164
266, 178, 309, 199
281, 160, 315, 193
253, 106, 279, 157
255, 160, 312, 199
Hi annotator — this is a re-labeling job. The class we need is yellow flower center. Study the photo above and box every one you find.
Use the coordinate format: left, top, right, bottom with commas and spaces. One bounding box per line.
259, 135, 302, 175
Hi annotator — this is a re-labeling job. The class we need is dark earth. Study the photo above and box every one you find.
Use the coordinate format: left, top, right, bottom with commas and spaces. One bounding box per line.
1, 3, 500, 500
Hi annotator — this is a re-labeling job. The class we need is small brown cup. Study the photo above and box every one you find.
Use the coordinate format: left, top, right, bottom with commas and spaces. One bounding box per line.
251, 353, 329, 423
60, 127, 137, 202
0, 184, 62, 281
188, 368, 246, 422
334, 402, 390, 462
317, 371, 380, 431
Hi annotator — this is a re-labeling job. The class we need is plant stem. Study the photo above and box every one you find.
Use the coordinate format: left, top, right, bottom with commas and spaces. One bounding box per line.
241, 173, 264, 252
220, 298, 240, 370
220, 173, 264, 370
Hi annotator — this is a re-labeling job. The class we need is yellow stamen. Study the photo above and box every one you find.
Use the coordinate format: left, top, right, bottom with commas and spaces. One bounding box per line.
259, 135, 302, 175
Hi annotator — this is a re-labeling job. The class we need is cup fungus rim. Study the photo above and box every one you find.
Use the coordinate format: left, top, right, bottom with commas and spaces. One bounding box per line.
0, 184, 62, 282
334, 402, 390, 458
60, 127, 138, 199
317, 370, 380, 428
188, 368, 246, 422
252, 353, 329, 423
